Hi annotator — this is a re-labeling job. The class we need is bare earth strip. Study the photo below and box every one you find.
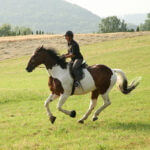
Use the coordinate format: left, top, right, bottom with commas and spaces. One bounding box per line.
0, 32, 150, 61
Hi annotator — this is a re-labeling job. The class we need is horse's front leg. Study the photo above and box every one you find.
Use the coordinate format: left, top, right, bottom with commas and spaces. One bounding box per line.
57, 94, 76, 118
44, 94, 59, 124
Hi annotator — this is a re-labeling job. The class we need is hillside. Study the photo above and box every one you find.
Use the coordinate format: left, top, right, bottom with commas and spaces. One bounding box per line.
0, 0, 100, 33
127, 23, 138, 30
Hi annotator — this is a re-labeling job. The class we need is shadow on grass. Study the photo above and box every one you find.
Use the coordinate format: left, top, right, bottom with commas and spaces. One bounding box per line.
109, 121, 150, 131
78, 120, 150, 132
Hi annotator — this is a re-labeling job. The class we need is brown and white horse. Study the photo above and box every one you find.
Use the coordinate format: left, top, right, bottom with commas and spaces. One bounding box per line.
26, 46, 141, 124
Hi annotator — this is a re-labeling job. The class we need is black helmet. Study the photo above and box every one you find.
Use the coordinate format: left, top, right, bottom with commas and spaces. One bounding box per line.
65, 31, 74, 38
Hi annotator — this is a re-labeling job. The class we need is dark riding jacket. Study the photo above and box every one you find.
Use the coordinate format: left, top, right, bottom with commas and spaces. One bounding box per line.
68, 40, 83, 62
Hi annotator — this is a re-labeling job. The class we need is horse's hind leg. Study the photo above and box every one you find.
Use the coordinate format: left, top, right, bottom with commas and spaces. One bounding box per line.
44, 94, 59, 124
92, 92, 111, 121
78, 90, 99, 124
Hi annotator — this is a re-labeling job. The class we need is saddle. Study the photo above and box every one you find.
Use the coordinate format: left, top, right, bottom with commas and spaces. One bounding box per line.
69, 60, 88, 95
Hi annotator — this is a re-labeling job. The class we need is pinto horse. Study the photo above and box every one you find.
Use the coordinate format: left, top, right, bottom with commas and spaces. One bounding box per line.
26, 46, 141, 124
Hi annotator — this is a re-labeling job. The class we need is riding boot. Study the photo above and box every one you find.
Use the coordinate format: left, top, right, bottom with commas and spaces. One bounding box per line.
73, 69, 81, 87
72, 59, 83, 87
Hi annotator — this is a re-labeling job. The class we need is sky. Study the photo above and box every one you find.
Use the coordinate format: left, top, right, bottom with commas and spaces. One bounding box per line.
65, 0, 150, 17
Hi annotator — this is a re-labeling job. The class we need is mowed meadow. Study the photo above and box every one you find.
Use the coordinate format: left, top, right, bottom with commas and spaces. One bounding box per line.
0, 34, 150, 150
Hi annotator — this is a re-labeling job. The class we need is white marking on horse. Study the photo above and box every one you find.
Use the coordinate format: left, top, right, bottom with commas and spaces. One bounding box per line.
47, 65, 96, 95
47, 65, 73, 94
74, 68, 96, 95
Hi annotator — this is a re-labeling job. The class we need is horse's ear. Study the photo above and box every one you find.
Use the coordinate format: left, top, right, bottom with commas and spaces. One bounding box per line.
37, 45, 44, 52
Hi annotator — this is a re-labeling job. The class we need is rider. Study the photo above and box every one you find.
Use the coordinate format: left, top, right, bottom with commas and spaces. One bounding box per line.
64, 31, 83, 87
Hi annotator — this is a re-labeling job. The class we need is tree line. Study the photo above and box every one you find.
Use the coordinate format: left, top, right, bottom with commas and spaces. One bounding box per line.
0, 13, 150, 36
0, 24, 45, 37
139, 13, 150, 31
98, 13, 150, 33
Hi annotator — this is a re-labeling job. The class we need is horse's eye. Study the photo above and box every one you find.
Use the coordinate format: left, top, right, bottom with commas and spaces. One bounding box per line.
32, 59, 35, 63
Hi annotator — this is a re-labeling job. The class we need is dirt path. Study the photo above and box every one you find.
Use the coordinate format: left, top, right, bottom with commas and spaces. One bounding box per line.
0, 32, 150, 61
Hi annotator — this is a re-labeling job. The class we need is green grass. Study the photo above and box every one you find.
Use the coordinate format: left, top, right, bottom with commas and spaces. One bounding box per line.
0, 35, 150, 150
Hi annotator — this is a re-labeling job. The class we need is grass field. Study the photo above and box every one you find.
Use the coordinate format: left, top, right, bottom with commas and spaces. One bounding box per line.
0, 35, 150, 150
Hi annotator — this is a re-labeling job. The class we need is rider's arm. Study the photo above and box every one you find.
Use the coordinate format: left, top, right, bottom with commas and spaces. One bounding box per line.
65, 42, 79, 58
65, 53, 74, 58
65, 42, 78, 58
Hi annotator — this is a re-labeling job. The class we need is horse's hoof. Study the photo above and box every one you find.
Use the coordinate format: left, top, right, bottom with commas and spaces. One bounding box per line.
78, 120, 84, 124
50, 116, 56, 124
93, 117, 98, 121
70, 110, 76, 118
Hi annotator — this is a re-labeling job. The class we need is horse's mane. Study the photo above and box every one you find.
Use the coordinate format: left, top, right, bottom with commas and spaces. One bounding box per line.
42, 47, 67, 69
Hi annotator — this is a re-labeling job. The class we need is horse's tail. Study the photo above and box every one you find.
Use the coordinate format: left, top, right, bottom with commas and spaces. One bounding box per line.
113, 69, 141, 94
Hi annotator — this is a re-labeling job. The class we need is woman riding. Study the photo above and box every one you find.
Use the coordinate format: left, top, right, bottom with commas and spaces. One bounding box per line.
64, 31, 84, 87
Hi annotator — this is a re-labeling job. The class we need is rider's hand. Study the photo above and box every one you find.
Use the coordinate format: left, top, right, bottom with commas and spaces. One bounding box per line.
65, 53, 74, 58
60, 54, 66, 59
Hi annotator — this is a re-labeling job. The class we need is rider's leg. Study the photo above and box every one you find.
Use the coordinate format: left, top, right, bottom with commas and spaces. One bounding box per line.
73, 59, 83, 85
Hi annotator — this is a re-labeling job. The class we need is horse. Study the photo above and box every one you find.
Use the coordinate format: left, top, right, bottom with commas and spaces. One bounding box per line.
26, 46, 141, 124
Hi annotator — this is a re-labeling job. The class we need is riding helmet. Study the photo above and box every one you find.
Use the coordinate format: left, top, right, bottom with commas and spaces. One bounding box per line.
65, 31, 74, 38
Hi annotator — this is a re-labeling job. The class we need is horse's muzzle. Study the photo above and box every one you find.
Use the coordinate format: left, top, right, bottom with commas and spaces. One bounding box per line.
26, 66, 32, 72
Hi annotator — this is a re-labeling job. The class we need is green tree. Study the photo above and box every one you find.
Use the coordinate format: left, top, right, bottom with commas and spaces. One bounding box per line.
36, 30, 39, 35
140, 13, 150, 31
19, 26, 32, 35
14, 26, 20, 35
39, 30, 42, 35
120, 20, 127, 32
136, 26, 139, 32
128, 28, 135, 32
0, 24, 33, 36
99, 16, 127, 33
0, 24, 12, 36
19, 30, 21, 35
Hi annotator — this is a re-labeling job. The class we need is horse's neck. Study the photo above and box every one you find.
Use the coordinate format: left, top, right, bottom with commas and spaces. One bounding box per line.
47, 64, 68, 78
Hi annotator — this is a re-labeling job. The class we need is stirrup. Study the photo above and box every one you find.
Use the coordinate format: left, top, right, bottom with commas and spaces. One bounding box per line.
74, 81, 80, 87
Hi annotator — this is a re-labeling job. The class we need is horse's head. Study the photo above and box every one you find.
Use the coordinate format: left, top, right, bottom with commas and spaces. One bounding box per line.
26, 46, 46, 72
26, 46, 67, 72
